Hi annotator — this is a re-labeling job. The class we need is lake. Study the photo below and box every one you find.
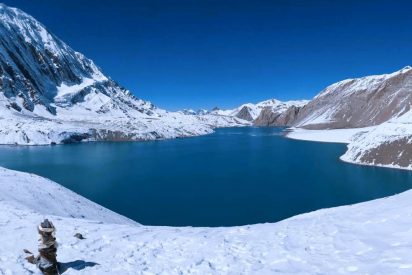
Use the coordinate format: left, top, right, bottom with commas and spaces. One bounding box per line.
1, 127, 412, 227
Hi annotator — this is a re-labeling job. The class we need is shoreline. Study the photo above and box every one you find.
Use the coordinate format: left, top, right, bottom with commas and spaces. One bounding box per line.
2, 164, 412, 273
285, 126, 412, 171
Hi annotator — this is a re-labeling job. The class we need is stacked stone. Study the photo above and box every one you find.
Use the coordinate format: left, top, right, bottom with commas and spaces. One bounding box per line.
36, 219, 58, 275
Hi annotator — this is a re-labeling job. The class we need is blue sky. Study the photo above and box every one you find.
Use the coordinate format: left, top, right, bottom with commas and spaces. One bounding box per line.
4, 0, 412, 110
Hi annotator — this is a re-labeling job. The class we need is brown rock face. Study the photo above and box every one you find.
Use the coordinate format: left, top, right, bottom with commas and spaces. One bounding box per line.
253, 105, 302, 127
356, 138, 412, 168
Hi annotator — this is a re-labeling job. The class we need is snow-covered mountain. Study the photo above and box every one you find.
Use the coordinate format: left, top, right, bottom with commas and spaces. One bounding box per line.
208, 99, 308, 123
178, 109, 209, 116
286, 66, 412, 170
253, 99, 308, 126
0, 4, 246, 145
293, 66, 412, 129
2, 3, 412, 168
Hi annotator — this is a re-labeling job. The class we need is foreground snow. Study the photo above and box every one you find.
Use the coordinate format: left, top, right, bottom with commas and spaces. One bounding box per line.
2, 167, 412, 274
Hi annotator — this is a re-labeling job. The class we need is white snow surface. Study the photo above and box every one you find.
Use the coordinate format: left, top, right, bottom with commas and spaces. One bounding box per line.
286, 127, 373, 144
0, 88, 249, 145
2, 167, 412, 274
0, 168, 132, 225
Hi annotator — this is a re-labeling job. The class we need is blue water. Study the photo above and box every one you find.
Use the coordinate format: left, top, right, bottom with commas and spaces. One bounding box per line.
1, 127, 412, 227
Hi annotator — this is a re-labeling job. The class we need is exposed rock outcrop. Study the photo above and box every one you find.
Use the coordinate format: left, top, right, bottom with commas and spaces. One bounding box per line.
254, 105, 303, 126
208, 99, 308, 125
235, 106, 254, 121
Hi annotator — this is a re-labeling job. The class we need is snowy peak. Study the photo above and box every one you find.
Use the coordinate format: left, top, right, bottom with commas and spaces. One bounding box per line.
0, 3, 246, 145
0, 3, 155, 118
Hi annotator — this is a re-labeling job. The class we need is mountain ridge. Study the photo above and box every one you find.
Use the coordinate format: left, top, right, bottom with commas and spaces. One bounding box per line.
0, 3, 247, 145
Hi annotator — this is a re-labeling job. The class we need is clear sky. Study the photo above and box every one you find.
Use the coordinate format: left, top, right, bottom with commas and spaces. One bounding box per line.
3, 0, 412, 110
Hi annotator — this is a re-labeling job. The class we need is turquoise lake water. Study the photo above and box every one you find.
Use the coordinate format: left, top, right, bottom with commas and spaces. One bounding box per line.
1, 127, 412, 227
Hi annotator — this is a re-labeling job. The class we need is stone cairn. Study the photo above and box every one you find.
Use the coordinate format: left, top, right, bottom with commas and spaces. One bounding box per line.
26, 219, 59, 275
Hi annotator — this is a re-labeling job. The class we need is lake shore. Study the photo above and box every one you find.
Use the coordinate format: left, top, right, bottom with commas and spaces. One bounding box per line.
2, 164, 412, 273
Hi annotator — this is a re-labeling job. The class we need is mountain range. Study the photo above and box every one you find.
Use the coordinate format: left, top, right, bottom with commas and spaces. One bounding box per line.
0, 3, 412, 170
199, 65, 412, 169
0, 4, 247, 145
2, 3, 412, 273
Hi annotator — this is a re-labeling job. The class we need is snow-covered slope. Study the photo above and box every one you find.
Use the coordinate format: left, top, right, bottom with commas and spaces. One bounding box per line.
0, 4, 245, 145
287, 127, 372, 144
340, 110, 412, 169
3, 167, 412, 274
0, 168, 133, 225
